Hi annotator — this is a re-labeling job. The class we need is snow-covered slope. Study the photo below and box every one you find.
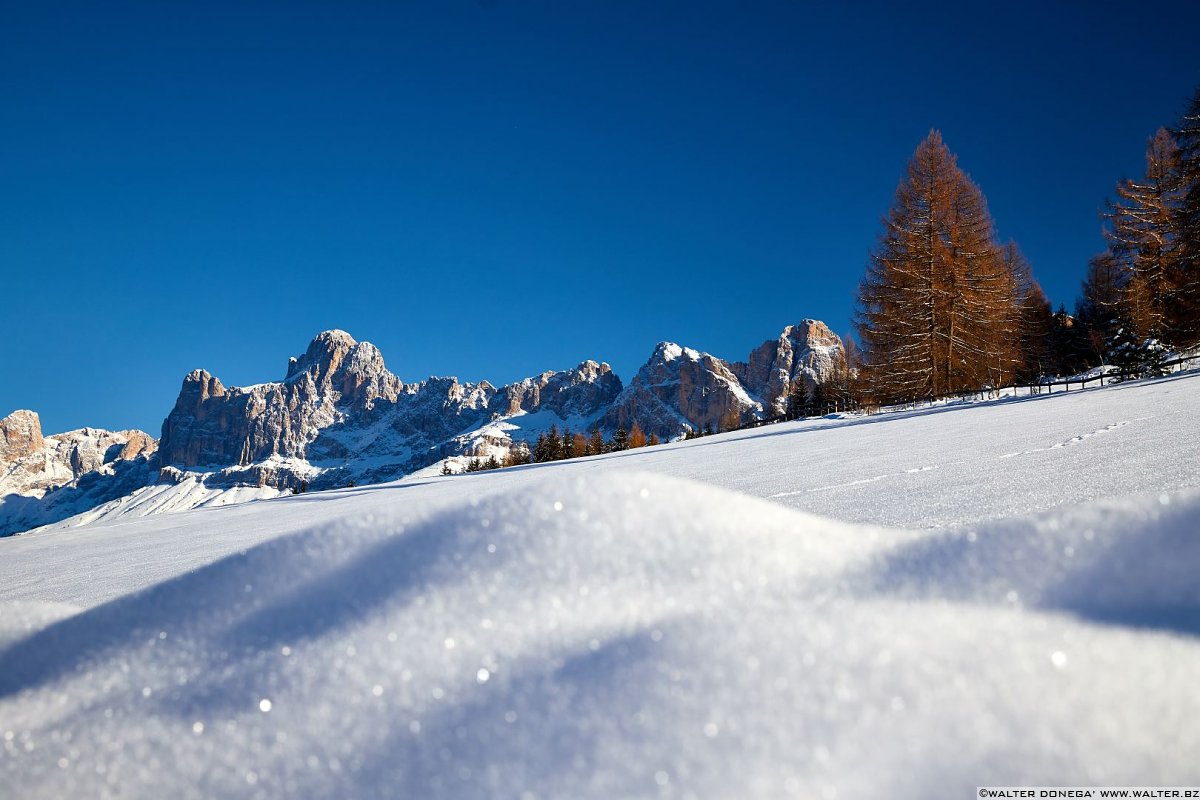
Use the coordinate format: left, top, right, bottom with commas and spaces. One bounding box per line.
1, 372, 1197, 798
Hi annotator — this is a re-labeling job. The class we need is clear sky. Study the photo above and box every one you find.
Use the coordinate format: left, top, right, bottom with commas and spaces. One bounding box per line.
3, 0, 1198, 436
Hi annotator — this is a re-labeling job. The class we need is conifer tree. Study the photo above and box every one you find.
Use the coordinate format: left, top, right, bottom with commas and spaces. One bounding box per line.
441, 460, 453, 476
856, 131, 1022, 402
825, 348, 854, 411
1017, 283, 1054, 380
1106, 327, 1169, 380
1078, 252, 1127, 335
629, 423, 647, 448
588, 429, 605, 456
1002, 242, 1054, 380
786, 379, 809, 420
1171, 87, 1200, 342
810, 381, 826, 416
648, 432, 660, 446
1104, 127, 1184, 341
503, 443, 529, 468
841, 335, 868, 408
611, 426, 629, 451
571, 433, 588, 458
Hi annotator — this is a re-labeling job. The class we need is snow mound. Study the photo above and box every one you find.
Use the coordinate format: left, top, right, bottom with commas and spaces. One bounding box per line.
2, 473, 1198, 798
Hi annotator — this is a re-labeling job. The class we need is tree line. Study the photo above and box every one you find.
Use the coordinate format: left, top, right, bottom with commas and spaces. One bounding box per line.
855, 86, 1200, 404
442, 423, 664, 475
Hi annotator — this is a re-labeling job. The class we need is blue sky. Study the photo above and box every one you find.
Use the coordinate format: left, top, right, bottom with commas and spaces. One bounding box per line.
3, 0, 1198, 435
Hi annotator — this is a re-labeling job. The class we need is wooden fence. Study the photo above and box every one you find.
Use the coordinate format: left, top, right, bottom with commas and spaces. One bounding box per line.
730, 351, 1200, 432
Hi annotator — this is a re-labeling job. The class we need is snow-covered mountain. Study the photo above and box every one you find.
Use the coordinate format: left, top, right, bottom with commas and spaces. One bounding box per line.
601, 319, 846, 439
156, 329, 623, 492
734, 318, 847, 416
0, 322, 845, 535
0, 410, 158, 536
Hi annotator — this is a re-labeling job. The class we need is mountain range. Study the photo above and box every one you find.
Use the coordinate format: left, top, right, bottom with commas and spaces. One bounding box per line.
0, 320, 844, 536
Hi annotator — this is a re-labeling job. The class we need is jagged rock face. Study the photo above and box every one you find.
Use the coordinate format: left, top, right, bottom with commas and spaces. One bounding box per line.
158, 331, 619, 489
0, 409, 159, 537
159, 330, 404, 469
494, 361, 622, 418
733, 320, 846, 417
42, 428, 157, 479
285, 330, 403, 410
2, 410, 159, 493
603, 322, 846, 440
601, 343, 761, 440
0, 410, 44, 465
8, 323, 843, 534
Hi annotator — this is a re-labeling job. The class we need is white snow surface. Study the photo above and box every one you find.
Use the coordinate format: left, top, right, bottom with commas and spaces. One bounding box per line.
2, 373, 1199, 798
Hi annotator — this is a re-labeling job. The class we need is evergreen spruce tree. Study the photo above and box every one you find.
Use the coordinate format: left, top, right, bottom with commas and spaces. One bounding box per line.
588, 429, 605, 455
611, 426, 629, 451
786, 379, 809, 420
545, 425, 562, 461
440, 461, 453, 476
811, 381, 826, 416
648, 432, 660, 446
1105, 327, 1168, 380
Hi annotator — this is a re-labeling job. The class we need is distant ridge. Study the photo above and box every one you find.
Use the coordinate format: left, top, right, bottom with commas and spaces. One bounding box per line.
1, 321, 844, 535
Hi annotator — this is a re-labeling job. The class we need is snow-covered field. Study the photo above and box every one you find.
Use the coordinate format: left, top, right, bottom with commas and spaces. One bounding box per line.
2, 373, 1198, 798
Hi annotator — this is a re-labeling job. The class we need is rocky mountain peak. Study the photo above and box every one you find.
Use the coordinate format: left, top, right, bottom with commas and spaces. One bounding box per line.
784, 319, 841, 350
601, 343, 755, 440
5, 320, 844, 535
1, 409, 44, 466
285, 330, 401, 409
650, 342, 699, 364
181, 370, 227, 400
494, 360, 622, 418
286, 329, 358, 379
734, 321, 846, 417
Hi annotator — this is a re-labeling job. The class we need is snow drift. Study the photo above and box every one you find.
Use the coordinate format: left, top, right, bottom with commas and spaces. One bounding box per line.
2, 470, 1198, 799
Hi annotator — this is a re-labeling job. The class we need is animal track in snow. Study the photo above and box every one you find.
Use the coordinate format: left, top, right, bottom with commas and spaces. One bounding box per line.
770, 465, 939, 497
1000, 420, 1134, 459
